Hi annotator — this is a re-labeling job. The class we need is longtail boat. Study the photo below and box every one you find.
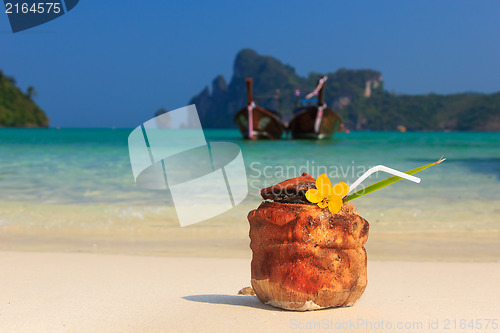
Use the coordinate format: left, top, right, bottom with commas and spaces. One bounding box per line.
234, 78, 285, 140
288, 76, 342, 139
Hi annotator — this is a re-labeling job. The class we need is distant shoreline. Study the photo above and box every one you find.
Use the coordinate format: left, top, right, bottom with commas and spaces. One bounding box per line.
1, 127, 500, 133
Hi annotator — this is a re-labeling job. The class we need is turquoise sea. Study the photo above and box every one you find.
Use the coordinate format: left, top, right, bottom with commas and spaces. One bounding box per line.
0, 129, 499, 258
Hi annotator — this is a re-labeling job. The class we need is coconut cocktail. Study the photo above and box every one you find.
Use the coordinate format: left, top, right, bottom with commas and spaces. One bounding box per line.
248, 158, 445, 311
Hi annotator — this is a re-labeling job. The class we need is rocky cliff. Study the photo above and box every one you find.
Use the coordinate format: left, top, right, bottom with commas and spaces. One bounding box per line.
189, 49, 500, 131
189, 49, 381, 129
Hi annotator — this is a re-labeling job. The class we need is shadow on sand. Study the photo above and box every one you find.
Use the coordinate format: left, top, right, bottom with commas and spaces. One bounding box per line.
182, 294, 283, 311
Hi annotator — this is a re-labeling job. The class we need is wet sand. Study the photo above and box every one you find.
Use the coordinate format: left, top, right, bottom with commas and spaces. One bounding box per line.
1, 224, 499, 261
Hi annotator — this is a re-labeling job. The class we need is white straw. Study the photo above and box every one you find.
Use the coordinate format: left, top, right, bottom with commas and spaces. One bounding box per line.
347, 165, 421, 195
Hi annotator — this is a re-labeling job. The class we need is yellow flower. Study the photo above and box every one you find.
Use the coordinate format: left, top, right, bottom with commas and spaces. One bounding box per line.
305, 174, 350, 215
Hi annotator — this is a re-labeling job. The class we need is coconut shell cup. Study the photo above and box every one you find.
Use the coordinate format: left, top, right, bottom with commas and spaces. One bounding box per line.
248, 173, 369, 311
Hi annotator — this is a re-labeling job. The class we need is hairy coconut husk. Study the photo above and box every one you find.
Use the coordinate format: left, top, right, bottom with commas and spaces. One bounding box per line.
248, 173, 369, 311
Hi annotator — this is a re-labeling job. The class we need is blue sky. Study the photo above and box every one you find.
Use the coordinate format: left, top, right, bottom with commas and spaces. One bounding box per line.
1, 0, 499, 128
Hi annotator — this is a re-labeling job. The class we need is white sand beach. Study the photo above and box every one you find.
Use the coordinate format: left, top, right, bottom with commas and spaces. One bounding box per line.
1, 252, 498, 333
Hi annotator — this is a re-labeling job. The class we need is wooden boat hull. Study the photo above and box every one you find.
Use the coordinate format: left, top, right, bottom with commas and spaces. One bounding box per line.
288, 107, 342, 140
234, 106, 285, 140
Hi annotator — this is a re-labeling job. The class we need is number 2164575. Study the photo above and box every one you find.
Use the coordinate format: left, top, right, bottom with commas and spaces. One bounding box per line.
5, 2, 62, 14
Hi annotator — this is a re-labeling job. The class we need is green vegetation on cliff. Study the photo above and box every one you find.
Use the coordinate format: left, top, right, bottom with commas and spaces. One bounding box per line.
0, 71, 49, 127
190, 49, 500, 131
345, 88, 500, 131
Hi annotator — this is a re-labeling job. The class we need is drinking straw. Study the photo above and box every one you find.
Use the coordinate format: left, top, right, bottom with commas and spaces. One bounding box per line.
347, 165, 421, 194
343, 157, 446, 202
